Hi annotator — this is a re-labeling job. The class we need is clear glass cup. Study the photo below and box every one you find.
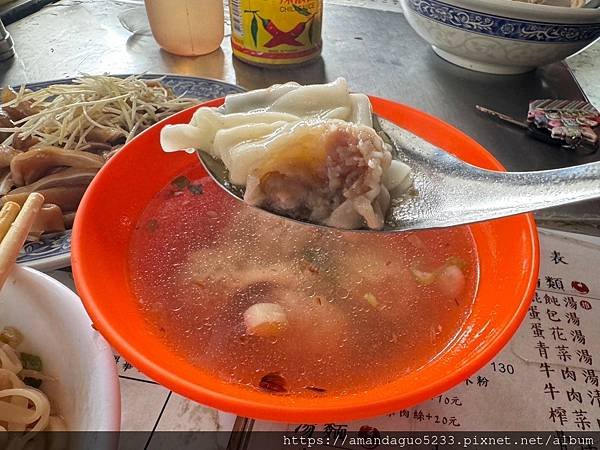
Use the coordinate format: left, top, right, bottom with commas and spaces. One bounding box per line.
118, 6, 152, 36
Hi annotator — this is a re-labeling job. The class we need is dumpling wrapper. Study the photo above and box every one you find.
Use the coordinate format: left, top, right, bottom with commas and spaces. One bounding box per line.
160, 78, 373, 155
222, 77, 372, 126
160, 78, 413, 230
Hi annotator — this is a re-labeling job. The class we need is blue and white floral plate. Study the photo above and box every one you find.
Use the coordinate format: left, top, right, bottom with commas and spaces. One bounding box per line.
16, 75, 244, 271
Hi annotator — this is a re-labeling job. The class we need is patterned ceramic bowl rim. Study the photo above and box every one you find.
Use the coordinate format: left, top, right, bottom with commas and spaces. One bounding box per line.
439, 0, 600, 21
405, 0, 600, 43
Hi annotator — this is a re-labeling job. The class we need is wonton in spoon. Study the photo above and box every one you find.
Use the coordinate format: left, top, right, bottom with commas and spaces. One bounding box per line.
161, 78, 412, 230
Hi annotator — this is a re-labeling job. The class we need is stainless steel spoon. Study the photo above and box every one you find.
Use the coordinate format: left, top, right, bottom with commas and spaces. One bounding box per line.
197, 115, 600, 232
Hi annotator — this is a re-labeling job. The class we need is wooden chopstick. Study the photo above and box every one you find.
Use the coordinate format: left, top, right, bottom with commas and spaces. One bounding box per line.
0, 193, 45, 289
0, 202, 21, 242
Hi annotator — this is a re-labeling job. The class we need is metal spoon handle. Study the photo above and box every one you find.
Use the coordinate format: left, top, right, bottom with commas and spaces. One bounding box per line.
464, 161, 600, 220
384, 121, 600, 230
392, 160, 600, 230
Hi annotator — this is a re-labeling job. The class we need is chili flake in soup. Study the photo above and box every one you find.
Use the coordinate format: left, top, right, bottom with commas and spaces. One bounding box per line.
128, 167, 479, 396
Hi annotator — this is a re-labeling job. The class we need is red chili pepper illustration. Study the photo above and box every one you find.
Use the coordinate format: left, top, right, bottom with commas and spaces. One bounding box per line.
245, 10, 313, 48
257, 15, 285, 38
264, 19, 309, 47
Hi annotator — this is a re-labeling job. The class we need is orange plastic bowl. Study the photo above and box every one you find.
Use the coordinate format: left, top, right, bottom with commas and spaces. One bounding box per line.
72, 96, 539, 423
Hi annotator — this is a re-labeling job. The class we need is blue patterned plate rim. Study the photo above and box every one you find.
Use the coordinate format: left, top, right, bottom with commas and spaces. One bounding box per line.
13, 74, 245, 271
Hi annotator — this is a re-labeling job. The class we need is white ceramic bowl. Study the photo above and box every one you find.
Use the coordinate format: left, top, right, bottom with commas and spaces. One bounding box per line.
0, 266, 120, 431
400, 0, 600, 74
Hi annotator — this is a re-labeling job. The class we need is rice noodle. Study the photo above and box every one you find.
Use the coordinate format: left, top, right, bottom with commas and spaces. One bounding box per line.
0, 340, 66, 441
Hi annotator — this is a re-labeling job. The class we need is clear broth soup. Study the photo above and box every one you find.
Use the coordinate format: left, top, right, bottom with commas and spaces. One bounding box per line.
128, 167, 479, 396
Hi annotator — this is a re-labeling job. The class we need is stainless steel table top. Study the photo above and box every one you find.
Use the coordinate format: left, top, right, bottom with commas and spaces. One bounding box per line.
1, 0, 598, 232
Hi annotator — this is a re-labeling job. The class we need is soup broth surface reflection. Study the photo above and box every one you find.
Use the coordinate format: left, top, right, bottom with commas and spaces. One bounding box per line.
128, 168, 479, 396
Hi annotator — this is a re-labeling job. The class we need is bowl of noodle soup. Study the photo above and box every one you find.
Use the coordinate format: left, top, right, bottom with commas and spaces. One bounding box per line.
0, 265, 119, 437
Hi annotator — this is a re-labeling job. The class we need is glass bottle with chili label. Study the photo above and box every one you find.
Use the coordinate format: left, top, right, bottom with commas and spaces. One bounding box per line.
228, 0, 323, 67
